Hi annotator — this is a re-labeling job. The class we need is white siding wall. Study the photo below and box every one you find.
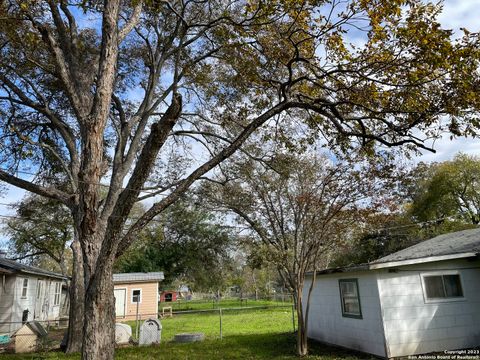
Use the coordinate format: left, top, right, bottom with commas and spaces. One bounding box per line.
378, 259, 480, 358
304, 272, 386, 357
0, 275, 64, 334
34, 279, 62, 321
10, 276, 37, 332
0, 275, 16, 333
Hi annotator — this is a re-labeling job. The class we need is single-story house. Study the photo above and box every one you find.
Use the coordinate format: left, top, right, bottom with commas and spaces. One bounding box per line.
113, 272, 164, 321
304, 228, 480, 359
0, 253, 69, 334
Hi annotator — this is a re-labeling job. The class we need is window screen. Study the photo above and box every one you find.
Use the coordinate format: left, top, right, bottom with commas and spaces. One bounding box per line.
132, 289, 141, 303
424, 274, 463, 299
21, 279, 28, 298
54, 282, 61, 305
339, 279, 362, 318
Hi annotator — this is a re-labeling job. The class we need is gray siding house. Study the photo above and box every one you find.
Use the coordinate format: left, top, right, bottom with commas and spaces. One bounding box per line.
304, 228, 480, 358
0, 254, 68, 334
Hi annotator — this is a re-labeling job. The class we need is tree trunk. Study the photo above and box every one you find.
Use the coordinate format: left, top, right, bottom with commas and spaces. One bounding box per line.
295, 284, 308, 357
65, 239, 85, 353
82, 258, 116, 360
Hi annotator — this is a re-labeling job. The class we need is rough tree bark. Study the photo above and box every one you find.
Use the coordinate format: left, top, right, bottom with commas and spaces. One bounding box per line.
294, 280, 308, 357
82, 256, 116, 360
65, 239, 85, 353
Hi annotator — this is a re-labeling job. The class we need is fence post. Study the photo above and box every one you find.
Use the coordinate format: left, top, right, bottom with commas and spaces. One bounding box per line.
291, 304, 295, 333
219, 308, 223, 340
135, 300, 140, 340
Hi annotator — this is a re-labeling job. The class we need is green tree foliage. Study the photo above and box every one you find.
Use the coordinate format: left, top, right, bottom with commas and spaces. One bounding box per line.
115, 200, 234, 292
226, 244, 281, 300
1, 0, 479, 357
3, 195, 73, 274
333, 154, 480, 268
408, 153, 480, 225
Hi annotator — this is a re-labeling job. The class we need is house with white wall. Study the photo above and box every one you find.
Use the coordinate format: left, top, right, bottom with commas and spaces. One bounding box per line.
304, 228, 480, 359
0, 254, 69, 334
113, 272, 164, 321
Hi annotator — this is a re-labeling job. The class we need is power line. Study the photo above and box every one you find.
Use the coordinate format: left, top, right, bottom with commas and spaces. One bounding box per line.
0, 170, 478, 232
374, 213, 471, 233
0, 199, 475, 231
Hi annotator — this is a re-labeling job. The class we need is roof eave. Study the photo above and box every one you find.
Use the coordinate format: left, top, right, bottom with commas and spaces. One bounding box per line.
20, 269, 69, 280
306, 264, 370, 276
113, 279, 164, 284
369, 252, 478, 270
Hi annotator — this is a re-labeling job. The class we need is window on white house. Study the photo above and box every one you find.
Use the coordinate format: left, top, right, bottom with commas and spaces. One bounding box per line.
54, 282, 61, 305
21, 278, 28, 298
132, 289, 142, 303
423, 274, 463, 299
339, 279, 362, 318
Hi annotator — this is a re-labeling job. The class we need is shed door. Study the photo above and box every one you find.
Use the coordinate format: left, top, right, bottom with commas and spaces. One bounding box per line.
114, 289, 126, 317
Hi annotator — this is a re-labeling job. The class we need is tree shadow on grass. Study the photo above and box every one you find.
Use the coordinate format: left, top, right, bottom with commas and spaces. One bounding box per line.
116, 332, 376, 360
0, 332, 377, 359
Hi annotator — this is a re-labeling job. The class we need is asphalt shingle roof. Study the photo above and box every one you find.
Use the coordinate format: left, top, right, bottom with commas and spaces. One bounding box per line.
113, 272, 164, 283
0, 257, 68, 279
371, 227, 480, 265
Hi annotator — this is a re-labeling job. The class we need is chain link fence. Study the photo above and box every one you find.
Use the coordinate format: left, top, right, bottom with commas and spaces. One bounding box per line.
126, 303, 296, 342
0, 319, 67, 354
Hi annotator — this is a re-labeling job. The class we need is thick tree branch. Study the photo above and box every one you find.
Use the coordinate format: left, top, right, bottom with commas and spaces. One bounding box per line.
119, 1, 143, 42
116, 101, 292, 256
0, 170, 73, 206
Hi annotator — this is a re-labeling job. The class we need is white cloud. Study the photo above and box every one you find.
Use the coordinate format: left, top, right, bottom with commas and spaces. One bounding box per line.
438, 0, 480, 34
410, 0, 480, 163
414, 135, 480, 163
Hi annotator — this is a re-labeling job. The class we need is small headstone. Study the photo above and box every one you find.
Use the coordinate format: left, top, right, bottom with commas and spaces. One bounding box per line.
139, 318, 162, 346
115, 323, 132, 345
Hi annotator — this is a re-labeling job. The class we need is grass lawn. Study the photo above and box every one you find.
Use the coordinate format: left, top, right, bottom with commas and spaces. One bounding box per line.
1, 307, 375, 360
132, 306, 295, 341
1, 333, 375, 360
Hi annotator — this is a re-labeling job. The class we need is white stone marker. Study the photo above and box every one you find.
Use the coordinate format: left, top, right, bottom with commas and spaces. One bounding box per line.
139, 318, 162, 346
115, 323, 132, 345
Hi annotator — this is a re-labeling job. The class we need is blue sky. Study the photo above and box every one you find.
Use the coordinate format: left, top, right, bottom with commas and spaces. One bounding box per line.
414, 0, 480, 163
1, 0, 480, 232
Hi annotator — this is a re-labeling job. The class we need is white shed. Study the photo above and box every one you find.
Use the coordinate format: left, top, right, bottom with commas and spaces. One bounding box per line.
0, 255, 69, 334
304, 228, 480, 359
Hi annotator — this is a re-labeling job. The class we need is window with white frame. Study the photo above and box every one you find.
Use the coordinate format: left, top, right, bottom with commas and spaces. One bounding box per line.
132, 289, 142, 303
21, 278, 28, 298
422, 273, 463, 300
54, 282, 61, 305
339, 279, 362, 318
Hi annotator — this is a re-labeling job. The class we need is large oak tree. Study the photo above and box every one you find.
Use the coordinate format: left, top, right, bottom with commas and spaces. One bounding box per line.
0, 0, 478, 358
